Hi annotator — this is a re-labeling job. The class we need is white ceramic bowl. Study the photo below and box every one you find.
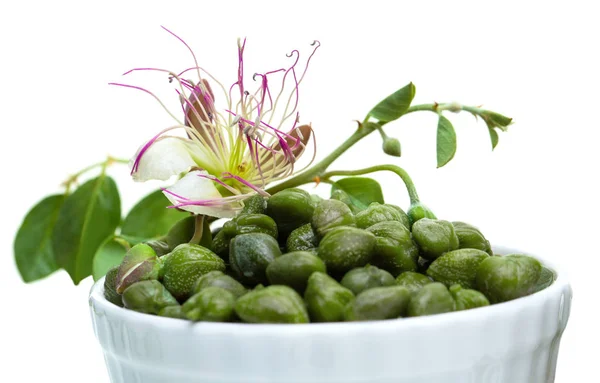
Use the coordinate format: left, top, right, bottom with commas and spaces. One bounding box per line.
89, 246, 572, 383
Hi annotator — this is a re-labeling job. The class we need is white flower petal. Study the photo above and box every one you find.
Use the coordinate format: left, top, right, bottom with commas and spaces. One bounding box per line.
131, 137, 197, 182
163, 170, 243, 218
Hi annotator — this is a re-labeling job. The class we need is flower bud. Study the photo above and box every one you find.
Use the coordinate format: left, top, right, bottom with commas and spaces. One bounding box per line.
481, 110, 512, 132
382, 137, 402, 157
407, 202, 437, 228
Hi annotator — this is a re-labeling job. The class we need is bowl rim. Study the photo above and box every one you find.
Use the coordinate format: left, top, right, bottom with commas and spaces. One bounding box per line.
89, 245, 572, 334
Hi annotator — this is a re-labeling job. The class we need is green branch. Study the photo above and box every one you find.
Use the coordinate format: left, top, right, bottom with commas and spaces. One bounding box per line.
62, 156, 129, 194
322, 165, 420, 205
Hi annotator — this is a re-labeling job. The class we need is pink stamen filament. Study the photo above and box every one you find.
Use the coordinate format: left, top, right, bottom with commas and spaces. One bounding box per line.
196, 173, 241, 195
161, 26, 203, 82
222, 173, 270, 196
109, 82, 184, 125
162, 187, 191, 201
131, 126, 188, 174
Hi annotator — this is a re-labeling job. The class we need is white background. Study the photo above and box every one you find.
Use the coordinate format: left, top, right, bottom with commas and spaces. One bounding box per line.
0, 0, 597, 381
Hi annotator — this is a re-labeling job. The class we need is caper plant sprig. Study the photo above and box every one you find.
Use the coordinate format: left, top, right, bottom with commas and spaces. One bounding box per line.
14, 28, 512, 289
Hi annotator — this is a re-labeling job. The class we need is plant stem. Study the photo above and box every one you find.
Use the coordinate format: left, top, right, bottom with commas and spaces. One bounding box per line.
267, 101, 490, 196
403, 102, 480, 116
63, 156, 129, 193
322, 165, 420, 204
189, 215, 206, 245
266, 123, 377, 194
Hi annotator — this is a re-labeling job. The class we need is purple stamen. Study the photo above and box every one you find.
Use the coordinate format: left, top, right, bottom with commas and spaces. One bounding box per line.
195, 173, 240, 195
175, 89, 197, 127
237, 38, 247, 99
171, 199, 237, 207
277, 135, 294, 162
253, 138, 266, 184
279, 50, 300, 92
121, 67, 172, 77
131, 132, 164, 174
222, 173, 270, 196
168, 193, 249, 208
299, 40, 321, 81
286, 67, 300, 118
180, 81, 195, 92
252, 73, 269, 116
260, 68, 285, 113
130, 126, 185, 175
161, 26, 202, 79
161, 187, 190, 201
109, 82, 160, 99
254, 138, 280, 154
177, 67, 202, 77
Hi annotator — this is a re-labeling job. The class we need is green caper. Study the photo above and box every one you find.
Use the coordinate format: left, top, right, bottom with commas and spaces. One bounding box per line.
386, 204, 411, 229
355, 202, 408, 229
449, 284, 490, 311
367, 221, 419, 275
122, 280, 179, 315
211, 229, 230, 260
317, 226, 376, 275
310, 194, 324, 206
304, 272, 354, 322
407, 202, 437, 228
235, 285, 309, 324
395, 271, 432, 295
344, 286, 411, 321
266, 188, 315, 237
193, 270, 247, 298
330, 189, 360, 213
266, 251, 327, 293
340, 265, 395, 295
286, 223, 319, 252
532, 267, 555, 294
115, 243, 160, 294
452, 221, 493, 255
426, 249, 490, 289
158, 305, 187, 319
311, 199, 356, 238
241, 194, 267, 215
411, 219, 459, 260
229, 233, 282, 285
225, 213, 278, 239
145, 239, 171, 257
161, 244, 226, 301
103, 266, 123, 307
182, 287, 236, 322
407, 282, 455, 317
475, 254, 542, 303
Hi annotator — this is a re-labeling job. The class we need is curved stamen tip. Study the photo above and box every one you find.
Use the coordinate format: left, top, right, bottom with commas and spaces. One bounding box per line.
286, 50, 299, 58
253, 73, 259, 81
311, 40, 321, 46
244, 90, 250, 96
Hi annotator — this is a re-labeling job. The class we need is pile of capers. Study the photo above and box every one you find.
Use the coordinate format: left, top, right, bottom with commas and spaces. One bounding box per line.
104, 188, 554, 323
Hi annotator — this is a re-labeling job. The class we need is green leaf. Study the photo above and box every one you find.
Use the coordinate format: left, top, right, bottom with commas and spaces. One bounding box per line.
482, 110, 512, 132
488, 127, 499, 150
92, 236, 130, 281
331, 177, 384, 211
53, 175, 121, 284
436, 115, 457, 168
368, 83, 416, 123
121, 190, 188, 239
14, 195, 65, 282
